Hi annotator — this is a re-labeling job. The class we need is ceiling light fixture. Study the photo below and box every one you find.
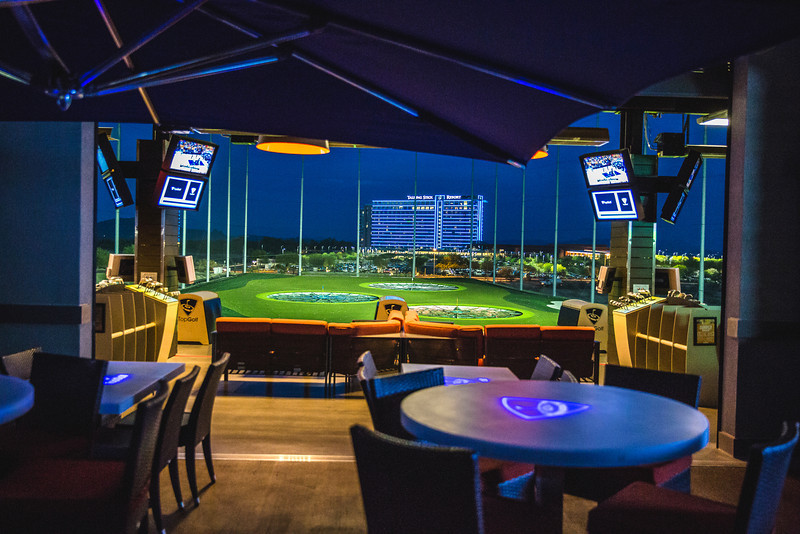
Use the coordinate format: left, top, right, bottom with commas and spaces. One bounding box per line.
531, 146, 549, 159
548, 127, 610, 147
697, 110, 728, 127
256, 136, 330, 155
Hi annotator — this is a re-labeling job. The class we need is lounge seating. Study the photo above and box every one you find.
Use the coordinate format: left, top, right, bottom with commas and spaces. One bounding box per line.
404, 319, 484, 366
587, 421, 800, 534
483, 325, 542, 378
213, 314, 599, 390
327, 320, 401, 394
268, 319, 328, 374
539, 326, 598, 381
214, 317, 271, 379
483, 324, 598, 381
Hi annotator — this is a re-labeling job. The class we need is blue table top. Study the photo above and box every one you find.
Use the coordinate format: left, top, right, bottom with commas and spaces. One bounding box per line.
401, 381, 709, 468
0, 375, 34, 425
100, 361, 185, 415
401, 363, 519, 384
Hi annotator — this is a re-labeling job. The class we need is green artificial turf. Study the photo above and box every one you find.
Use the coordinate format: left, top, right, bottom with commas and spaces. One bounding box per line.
183, 273, 565, 325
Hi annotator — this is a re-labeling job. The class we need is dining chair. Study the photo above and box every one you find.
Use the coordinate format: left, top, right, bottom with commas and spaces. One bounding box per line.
563, 365, 703, 501
364, 367, 444, 440
363, 366, 536, 500
356, 351, 378, 409
587, 421, 800, 534
560, 369, 579, 383
530, 354, 563, 381
0, 381, 168, 534
0, 346, 41, 379
179, 352, 229, 506
94, 365, 201, 534
0, 352, 108, 462
350, 424, 538, 534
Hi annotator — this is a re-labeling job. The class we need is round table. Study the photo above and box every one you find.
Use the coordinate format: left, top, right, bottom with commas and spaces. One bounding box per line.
401, 381, 709, 534
0, 375, 34, 425
401, 381, 709, 467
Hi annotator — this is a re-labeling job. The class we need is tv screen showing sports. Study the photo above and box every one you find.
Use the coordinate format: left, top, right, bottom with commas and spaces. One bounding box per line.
164, 136, 218, 177
156, 174, 206, 210
660, 188, 689, 224
96, 132, 133, 208
579, 149, 635, 188
676, 149, 703, 190
589, 188, 642, 221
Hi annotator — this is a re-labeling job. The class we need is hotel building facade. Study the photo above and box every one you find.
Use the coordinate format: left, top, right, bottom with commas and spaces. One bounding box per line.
369, 194, 485, 250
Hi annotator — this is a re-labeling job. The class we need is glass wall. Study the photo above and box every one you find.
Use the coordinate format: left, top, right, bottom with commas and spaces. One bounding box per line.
97, 111, 725, 304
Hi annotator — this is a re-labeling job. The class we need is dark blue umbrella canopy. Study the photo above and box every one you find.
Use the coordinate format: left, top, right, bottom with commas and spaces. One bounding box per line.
1, 0, 799, 165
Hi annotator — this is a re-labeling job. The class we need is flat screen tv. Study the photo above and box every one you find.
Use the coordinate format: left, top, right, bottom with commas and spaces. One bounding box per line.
155, 174, 206, 210
676, 149, 703, 190
175, 255, 196, 284
589, 188, 643, 221
579, 149, 635, 188
106, 253, 135, 281
163, 136, 218, 178
96, 132, 133, 208
660, 187, 689, 224
596, 265, 616, 294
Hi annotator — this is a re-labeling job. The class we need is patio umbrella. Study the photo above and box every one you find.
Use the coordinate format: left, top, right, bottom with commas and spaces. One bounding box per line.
1, 0, 799, 166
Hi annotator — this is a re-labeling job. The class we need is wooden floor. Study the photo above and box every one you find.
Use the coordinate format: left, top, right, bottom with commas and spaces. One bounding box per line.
147, 347, 800, 534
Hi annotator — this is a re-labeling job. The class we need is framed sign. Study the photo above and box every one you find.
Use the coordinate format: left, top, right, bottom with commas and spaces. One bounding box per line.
94, 302, 106, 333
693, 317, 717, 346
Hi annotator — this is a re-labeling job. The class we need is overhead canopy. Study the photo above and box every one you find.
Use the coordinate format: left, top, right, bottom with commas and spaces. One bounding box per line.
1, 0, 799, 165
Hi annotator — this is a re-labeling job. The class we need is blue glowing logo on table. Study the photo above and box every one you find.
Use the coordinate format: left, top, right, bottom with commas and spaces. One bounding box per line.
501, 397, 590, 420
104, 373, 132, 386
444, 376, 491, 386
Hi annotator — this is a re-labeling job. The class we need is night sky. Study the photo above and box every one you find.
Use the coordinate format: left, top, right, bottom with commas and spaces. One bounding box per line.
99, 112, 728, 255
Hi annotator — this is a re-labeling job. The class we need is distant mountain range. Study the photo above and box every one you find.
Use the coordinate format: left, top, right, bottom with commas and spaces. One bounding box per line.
95, 218, 355, 248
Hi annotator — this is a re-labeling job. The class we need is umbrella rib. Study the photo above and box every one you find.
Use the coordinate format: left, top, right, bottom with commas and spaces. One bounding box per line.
290, 48, 527, 167
89, 52, 286, 97
10, 4, 70, 74
0, 59, 33, 86
94, 0, 160, 124
78, 0, 210, 88
86, 24, 315, 96
254, 0, 614, 109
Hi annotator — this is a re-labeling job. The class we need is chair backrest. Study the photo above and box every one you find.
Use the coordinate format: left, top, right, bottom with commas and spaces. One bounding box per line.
185, 353, 229, 446
560, 369, 579, 383
156, 365, 200, 471
735, 421, 799, 534
357, 351, 378, 383
123, 381, 169, 505
357, 351, 378, 413
350, 424, 483, 534
29, 352, 108, 436
365, 367, 444, 440
0, 346, 41, 379
530, 354, 563, 381
603, 364, 702, 408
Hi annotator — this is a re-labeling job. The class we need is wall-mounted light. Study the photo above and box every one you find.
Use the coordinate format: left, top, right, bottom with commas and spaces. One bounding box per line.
697, 110, 728, 127
256, 135, 330, 155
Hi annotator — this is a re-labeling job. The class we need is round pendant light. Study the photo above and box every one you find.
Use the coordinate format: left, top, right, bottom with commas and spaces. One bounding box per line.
256, 136, 330, 155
